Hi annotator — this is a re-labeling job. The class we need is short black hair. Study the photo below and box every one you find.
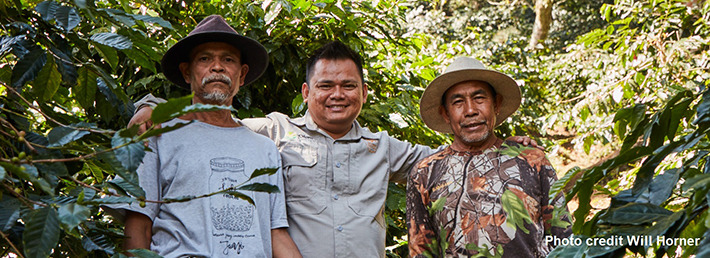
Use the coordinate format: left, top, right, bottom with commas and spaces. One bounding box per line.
441, 81, 498, 109
305, 41, 364, 86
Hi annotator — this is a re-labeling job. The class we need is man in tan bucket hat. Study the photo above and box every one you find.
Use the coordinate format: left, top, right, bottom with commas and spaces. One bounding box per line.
406, 57, 571, 257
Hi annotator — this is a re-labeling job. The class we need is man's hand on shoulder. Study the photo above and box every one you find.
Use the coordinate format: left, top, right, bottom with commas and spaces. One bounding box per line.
128, 106, 159, 135
506, 136, 544, 151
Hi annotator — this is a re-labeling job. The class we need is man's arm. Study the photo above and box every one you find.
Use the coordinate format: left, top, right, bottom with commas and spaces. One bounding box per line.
123, 211, 152, 251
271, 228, 302, 258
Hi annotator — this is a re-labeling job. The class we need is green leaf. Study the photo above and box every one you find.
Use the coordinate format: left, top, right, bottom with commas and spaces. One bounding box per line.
47, 126, 91, 147
238, 182, 280, 193
224, 191, 255, 205
122, 48, 155, 73
98, 150, 145, 197
55, 6, 81, 32
81, 196, 135, 205
291, 94, 305, 115
682, 173, 710, 193
75, 67, 98, 109
0, 197, 21, 232
597, 203, 672, 225
583, 135, 594, 155
6, 164, 54, 195
501, 189, 533, 234
137, 121, 192, 140
428, 196, 446, 217
11, 48, 47, 89
35, 1, 60, 21
92, 41, 119, 71
31, 54, 62, 102
23, 207, 61, 258
111, 130, 146, 172
150, 95, 193, 124
647, 168, 680, 206
73, 0, 87, 9
58, 203, 90, 231
550, 166, 582, 203
128, 14, 173, 29
126, 249, 162, 258
265, 1, 283, 25
90, 33, 132, 50
82, 232, 115, 254
249, 167, 279, 180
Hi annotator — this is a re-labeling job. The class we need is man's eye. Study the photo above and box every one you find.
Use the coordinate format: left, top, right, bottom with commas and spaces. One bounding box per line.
318, 85, 333, 89
344, 84, 357, 89
225, 57, 235, 62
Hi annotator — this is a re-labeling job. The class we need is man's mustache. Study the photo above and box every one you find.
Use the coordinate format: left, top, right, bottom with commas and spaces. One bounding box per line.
201, 74, 232, 87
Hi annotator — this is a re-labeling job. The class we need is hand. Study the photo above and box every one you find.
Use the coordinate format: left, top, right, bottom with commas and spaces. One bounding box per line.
128, 106, 159, 135
507, 136, 544, 151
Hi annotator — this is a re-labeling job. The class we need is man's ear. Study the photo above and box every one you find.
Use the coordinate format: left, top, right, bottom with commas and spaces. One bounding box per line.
301, 82, 309, 103
179, 62, 190, 84
439, 105, 451, 124
361, 83, 369, 104
494, 94, 503, 114
238, 64, 249, 86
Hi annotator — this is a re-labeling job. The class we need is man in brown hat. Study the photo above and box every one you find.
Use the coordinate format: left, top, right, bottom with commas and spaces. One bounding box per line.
407, 57, 571, 258
106, 15, 301, 257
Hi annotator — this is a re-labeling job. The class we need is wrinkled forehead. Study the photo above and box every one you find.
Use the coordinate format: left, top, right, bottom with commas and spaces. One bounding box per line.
188, 42, 242, 61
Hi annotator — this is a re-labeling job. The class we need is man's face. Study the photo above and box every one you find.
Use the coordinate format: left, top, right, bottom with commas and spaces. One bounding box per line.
179, 42, 249, 105
302, 58, 368, 138
439, 80, 502, 150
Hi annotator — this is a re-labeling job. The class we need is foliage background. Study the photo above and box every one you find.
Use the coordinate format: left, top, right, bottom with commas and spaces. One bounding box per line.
0, 0, 708, 257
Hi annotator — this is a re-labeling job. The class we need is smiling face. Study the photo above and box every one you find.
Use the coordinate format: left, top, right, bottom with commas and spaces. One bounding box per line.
179, 42, 249, 105
302, 58, 368, 139
439, 80, 502, 151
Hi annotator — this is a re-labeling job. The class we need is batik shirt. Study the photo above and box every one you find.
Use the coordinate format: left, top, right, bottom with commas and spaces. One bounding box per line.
406, 139, 571, 258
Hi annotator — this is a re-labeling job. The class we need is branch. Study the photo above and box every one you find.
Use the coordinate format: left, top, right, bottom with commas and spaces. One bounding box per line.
0, 230, 25, 258
0, 116, 36, 154
1, 183, 44, 208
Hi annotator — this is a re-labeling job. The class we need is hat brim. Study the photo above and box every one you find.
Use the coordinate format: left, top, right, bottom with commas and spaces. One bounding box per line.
419, 69, 521, 134
161, 31, 269, 89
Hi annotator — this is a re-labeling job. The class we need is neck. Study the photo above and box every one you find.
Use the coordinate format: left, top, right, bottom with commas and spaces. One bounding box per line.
450, 136, 500, 152
180, 107, 239, 128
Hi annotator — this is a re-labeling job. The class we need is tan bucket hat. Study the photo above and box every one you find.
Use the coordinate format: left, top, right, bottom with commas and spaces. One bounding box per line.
419, 57, 521, 133
161, 15, 268, 89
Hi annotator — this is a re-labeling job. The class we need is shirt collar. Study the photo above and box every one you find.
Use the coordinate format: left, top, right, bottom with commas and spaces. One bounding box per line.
289, 111, 378, 140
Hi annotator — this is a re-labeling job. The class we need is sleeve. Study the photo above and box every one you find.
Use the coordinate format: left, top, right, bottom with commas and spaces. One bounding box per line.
387, 136, 436, 184
538, 155, 572, 243
240, 112, 284, 144
102, 137, 161, 222
269, 147, 289, 229
406, 164, 435, 258
133, 93, 167, 113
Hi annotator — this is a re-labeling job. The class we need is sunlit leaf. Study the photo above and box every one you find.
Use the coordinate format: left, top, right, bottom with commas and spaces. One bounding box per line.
248, 167, 279, 180
55, 6, 81, 32
90, 33, 132, 49
58, 203, 90, 231
35, 1, 60, 21
74, 67, 98, 109
31, 54, 62, 102
48, 126, 91, 147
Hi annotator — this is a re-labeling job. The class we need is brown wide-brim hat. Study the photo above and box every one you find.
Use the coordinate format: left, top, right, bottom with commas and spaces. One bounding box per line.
161, 15, 268, 89
420, 57, 522, 134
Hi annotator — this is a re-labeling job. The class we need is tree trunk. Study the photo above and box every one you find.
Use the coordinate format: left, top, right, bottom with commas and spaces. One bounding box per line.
529, 0, 553, 49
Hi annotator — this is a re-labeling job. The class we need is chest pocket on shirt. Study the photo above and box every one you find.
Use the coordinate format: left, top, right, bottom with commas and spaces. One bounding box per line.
279, 141, 326, 215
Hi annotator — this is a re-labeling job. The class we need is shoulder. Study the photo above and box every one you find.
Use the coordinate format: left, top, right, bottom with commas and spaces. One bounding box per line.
414, 148, 451, 171
501, 139, 554, 173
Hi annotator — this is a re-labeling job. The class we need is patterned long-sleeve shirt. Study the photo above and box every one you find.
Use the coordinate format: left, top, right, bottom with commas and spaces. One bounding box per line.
406, 139, 571, 258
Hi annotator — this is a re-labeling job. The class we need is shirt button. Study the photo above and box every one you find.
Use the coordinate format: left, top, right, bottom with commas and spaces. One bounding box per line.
337, 226, 343, 231
333, 194, 339, 200
335, 162, 341, 168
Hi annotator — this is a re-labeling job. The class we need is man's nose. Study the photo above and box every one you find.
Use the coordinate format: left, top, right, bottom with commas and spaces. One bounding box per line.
463, 101, 478, 116
210, 60, 225, 72
330, 85, 345, 99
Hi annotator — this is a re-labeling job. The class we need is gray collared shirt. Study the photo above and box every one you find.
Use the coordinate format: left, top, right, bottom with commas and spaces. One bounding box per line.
242, 112, 434, 258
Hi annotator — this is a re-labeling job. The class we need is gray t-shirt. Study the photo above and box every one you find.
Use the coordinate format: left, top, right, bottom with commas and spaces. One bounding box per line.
107, 119, 287, 258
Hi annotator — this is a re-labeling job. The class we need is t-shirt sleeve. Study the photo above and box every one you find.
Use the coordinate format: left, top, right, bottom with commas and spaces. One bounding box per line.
406, 162, 436, 258
269, 148, 289, 229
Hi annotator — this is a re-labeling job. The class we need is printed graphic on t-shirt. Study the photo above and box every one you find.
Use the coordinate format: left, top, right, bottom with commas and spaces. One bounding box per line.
209, 157, 257, 255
